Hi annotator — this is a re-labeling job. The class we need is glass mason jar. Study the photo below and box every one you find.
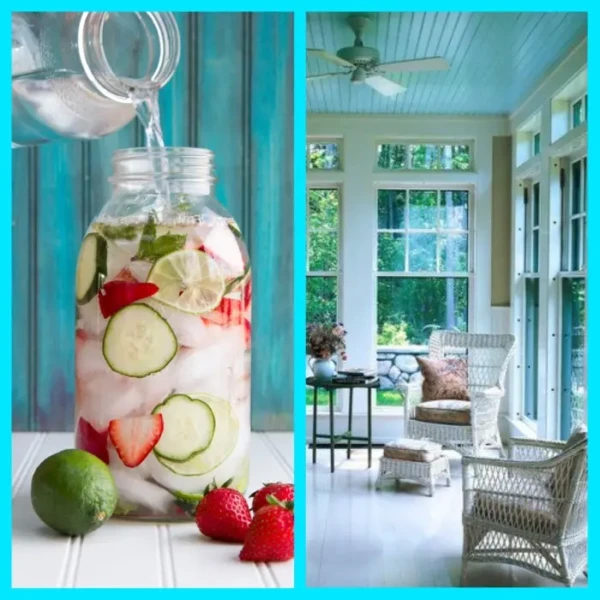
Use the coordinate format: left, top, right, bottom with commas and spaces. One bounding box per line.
74, 148, 251, 519
12, 12, 180, 147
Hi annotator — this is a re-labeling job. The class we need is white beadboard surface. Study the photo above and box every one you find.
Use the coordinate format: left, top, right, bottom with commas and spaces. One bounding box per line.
12, 432, 294, 589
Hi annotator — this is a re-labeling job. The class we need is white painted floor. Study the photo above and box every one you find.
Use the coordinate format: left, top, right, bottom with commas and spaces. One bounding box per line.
307, 447, 588, 588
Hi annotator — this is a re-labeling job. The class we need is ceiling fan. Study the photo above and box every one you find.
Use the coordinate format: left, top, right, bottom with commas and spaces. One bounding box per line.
307, 13, 451, 97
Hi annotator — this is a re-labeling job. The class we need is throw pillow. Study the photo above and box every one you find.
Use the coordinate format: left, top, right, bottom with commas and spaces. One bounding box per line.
416, 356, 469, 401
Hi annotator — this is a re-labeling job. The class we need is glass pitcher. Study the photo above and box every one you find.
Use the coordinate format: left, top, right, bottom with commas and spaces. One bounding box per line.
74, 148, 251, 519
12, 12, 180, 147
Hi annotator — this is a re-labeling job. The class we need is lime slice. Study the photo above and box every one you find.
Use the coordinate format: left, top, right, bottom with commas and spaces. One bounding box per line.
147, 249, 225, 315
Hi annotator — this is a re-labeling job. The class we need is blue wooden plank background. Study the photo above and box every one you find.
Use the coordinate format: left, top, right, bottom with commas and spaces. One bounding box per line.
12, 12, 294, 432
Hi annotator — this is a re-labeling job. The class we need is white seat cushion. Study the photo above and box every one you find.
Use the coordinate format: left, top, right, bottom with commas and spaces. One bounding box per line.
415, 399, 471, 426
383, 438, 443, 463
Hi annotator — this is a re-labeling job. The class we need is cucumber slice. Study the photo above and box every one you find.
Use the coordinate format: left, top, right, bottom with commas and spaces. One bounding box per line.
156, 393, 238, 476
76, 233, 107, 305
152, 394, 215, 462
102, 304, 177, 378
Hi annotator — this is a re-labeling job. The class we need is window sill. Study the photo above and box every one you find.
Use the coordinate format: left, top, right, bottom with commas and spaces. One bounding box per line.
501, 415, 538, 440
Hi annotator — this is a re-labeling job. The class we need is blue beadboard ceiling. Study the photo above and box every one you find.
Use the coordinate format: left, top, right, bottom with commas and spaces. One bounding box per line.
307, 12, 587, 115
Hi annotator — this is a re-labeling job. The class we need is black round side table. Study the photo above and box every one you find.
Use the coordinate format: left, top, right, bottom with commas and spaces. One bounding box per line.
306, 376, 380, 473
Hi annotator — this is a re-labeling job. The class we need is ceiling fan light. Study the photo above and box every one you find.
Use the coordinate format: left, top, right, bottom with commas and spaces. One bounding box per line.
351, 67, 366, 84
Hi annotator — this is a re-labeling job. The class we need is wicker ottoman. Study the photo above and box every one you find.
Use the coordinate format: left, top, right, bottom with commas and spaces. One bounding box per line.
375, 438, 451, 497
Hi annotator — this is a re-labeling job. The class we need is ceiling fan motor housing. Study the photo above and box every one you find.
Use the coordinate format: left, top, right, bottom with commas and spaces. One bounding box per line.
336, 45, 380, 67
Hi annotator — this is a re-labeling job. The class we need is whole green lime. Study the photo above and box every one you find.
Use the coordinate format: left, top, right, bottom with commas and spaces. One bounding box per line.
31, 449, 118, 536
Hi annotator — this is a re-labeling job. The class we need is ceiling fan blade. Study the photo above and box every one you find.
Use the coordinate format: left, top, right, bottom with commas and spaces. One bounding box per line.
307, 72, 347, 82
378, 57, 450, 73
364, 75, 406, 97
307, 48, 354, 68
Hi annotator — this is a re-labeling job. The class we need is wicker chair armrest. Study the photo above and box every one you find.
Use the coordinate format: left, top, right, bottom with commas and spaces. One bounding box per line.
470, 385, 504, 399
462, 456, 556, 502
397, 380, 422, 419
508, 438, 566, 462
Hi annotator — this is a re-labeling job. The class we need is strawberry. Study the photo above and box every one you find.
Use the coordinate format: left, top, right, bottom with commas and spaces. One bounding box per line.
98, 281, 159, 318
195, 485, 252, 543
108, 414, 164, 467
76, 417, 109, 464
239, 496, 294, 562
250, 482, 294, 513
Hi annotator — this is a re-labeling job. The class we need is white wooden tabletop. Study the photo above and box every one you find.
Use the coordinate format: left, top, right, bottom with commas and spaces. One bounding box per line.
12, 432, 294, 588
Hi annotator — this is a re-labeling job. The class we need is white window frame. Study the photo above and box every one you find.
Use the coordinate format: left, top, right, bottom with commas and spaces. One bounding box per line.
374, 139, 475, 172
374, 183, 474, 407
556, 152, 587, 438
520, 178, 541, 430
306, 184, 343, 413
511, 54, 587, 438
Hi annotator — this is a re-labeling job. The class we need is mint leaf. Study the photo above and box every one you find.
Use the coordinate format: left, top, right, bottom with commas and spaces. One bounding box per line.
135, 233, 186, 261
134, 214, 186, 261
137, 216, 158, 257
137, 233, 186, 261
97, 224, 139, 241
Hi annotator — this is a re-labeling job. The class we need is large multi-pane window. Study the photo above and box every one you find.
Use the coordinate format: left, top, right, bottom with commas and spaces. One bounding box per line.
306, 187, 340, 406
560, 157, 587, 438
376, 188, 470, 406
522, 181, 540, 421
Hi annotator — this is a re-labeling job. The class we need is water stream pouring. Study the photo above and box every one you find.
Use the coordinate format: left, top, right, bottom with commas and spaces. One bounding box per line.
12, 12, 180, 147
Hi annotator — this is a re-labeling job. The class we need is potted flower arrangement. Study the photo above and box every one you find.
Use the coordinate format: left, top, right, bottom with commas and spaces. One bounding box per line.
306, 322, 347, 381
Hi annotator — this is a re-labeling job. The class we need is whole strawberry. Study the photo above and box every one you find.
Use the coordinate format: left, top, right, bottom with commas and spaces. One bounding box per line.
250, 482, 294, 513
195, 485, 251, 543
240, 496, 294, 562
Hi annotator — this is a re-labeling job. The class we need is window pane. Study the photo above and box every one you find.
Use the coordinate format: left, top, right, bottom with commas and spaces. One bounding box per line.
308, 231, 337, 271
450, 145, 471, 170
377, 144, 406, 170
308, 142, 340, 169
572, 99, 583, 128
408, 233, 437, 271
523, 186, 529, 272
524, 278, 539, 420
308, 188, 338, 230
306, 387, 332, 407
583, 157, 587, 211
377, 189, 406, 229
307, 276, 337, 325
572, 160, 581, 214
439, 234, 468, 272
409, 144, 471, 170
533, 132, 541, 156
533, 230, 539, 273
561, 277, 586, 439
378, 233, 406, 271
377, 277, 468, 346
410, 144, 441, 170
408, 190, 437, 229
439, 190, 468, 229
533, 182, 540, 227
571, 218, 581, 272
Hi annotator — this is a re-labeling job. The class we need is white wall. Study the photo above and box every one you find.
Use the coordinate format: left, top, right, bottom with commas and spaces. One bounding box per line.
307, 115, 508, 442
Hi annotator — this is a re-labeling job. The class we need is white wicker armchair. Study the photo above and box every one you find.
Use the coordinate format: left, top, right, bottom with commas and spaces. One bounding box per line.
400, 331, 516, 456
461, 436, 588, 586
